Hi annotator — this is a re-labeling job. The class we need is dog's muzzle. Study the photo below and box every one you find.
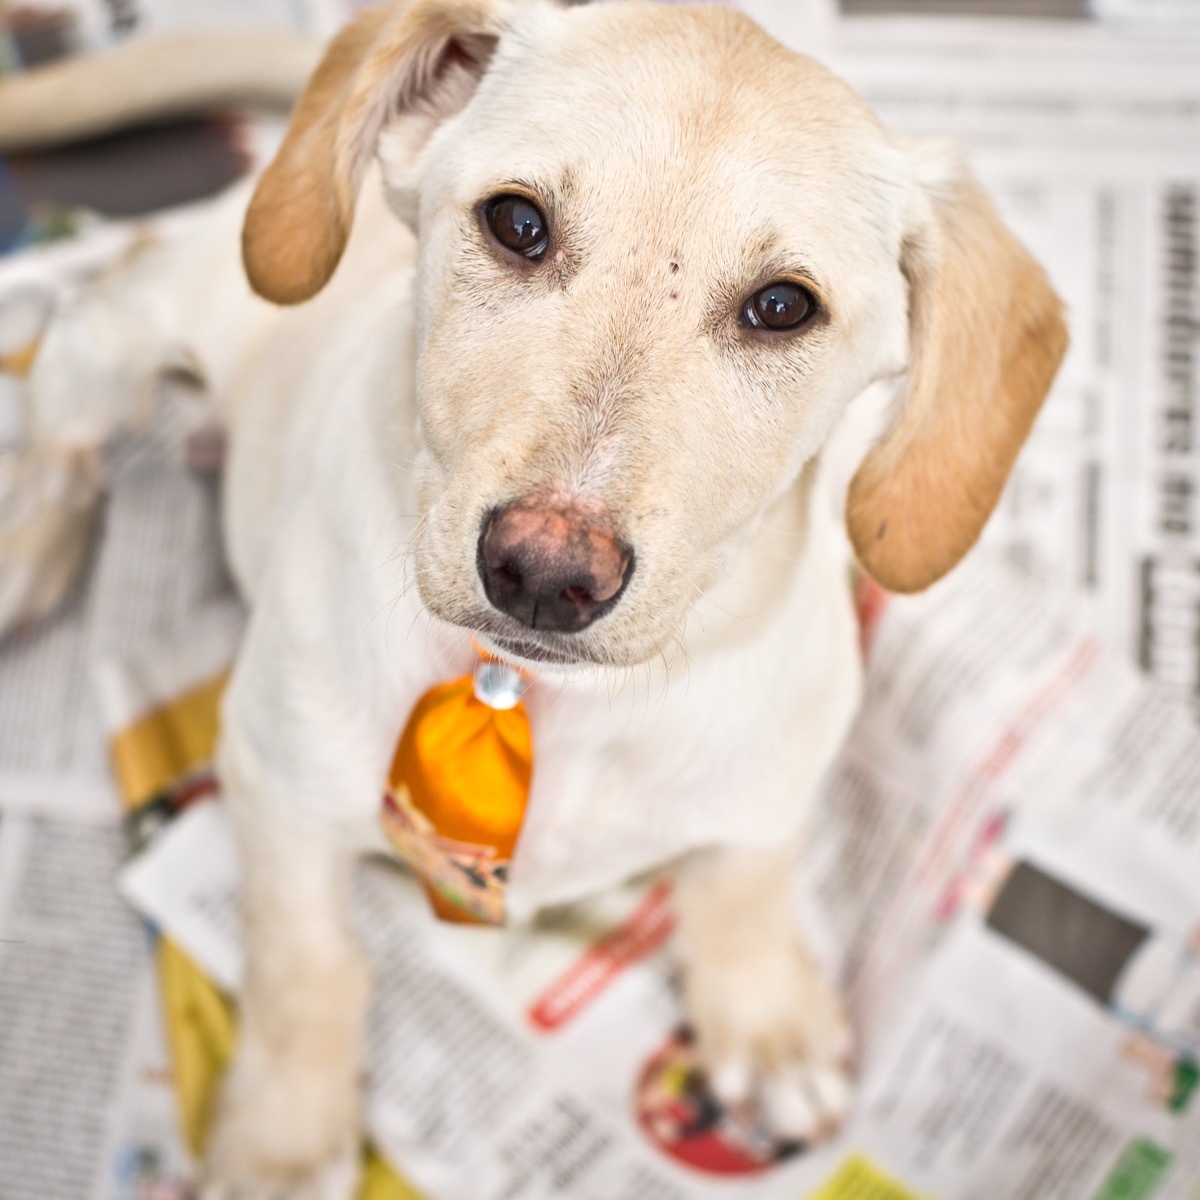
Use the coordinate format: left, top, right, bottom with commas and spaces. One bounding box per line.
477, 499, 634, 633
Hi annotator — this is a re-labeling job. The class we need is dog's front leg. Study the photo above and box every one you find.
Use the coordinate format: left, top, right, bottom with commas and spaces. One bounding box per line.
203, 730, 370, 1200
674, 841, 853, 1142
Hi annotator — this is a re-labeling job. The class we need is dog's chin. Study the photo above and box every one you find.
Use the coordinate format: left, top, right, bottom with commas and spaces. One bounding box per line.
468, 623, 676, 677
471, 630, 593, 674
428, 603, 644, 675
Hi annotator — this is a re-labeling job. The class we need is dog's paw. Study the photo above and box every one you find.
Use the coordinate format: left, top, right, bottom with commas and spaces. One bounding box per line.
0, 449, 99, 637
681, 937, 854, 1143
201, 1051, 362, 1200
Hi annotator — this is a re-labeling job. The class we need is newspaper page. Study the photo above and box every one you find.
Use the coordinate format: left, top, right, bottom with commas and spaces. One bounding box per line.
113, 555, 1200, 1200
742, 0, 1200, 721
0, 258, 232, 1199
0, 9, 260, 1185
0, 780, 196, 1200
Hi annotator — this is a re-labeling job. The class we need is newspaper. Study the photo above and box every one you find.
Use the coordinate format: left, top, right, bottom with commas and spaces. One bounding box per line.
0, 2, 1198, 1199
743, 0, 1200, 721
112, 557, 1200, 1200
0, 781, 193, 1199
0, 9, 291, 1200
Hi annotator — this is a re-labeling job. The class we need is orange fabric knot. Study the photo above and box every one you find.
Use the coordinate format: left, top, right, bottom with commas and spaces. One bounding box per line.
381, 662, 531, 925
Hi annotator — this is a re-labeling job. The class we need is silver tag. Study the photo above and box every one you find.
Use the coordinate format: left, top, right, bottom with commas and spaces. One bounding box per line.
473, 658, 527, 710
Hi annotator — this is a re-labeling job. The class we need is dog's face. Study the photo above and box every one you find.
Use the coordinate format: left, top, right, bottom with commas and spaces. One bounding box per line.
403, 5, 911, 667
243, 0, 1067, 669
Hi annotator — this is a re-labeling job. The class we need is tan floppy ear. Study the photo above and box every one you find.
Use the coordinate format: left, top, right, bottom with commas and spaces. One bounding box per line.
243, 0, 510, 305
845, 159, 1068, 593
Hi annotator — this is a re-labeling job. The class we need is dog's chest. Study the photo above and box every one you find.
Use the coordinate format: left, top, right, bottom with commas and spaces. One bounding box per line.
371, 622, 851, 921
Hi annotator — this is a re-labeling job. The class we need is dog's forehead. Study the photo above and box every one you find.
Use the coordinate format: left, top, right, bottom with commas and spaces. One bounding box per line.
450, 2, 908, 269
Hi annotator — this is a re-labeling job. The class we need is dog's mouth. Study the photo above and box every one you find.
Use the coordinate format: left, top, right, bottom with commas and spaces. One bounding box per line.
450, 610, 599, 670
473, 630, 583, 668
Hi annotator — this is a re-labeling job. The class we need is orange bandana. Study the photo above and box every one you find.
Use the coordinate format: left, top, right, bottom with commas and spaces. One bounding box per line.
382, 657, 531, 924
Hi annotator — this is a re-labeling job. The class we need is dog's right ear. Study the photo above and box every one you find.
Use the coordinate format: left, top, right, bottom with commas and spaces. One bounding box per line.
844, 149, 1068, 593
243, 0, 513, 305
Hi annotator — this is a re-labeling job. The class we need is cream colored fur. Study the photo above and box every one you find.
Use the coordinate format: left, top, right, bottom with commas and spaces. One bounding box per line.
0, 2, 1067, 1196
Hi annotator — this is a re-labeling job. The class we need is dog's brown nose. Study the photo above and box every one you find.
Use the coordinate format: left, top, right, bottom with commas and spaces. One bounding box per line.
478, 501, 633, 633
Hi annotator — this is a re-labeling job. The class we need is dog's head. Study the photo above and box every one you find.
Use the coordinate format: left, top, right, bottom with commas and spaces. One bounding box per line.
243, 0, 1067, 668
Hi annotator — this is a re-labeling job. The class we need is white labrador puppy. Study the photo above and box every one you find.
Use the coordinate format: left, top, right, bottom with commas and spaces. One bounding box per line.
0, 1, 1067, 1195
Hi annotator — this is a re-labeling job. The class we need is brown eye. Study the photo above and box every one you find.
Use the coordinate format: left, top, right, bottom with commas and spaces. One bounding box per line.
486, 195, 549, 260
743, 281, 815, 331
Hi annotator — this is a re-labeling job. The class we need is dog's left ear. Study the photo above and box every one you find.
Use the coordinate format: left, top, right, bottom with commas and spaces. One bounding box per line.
244, 0, 514, 305
845, 152, 1068, 593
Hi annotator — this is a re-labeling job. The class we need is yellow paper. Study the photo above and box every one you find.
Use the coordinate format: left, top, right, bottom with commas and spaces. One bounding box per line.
0, 339, 40, 376
808, 1156, 929, 1200
111, 672, 227, 811
158, 937, 235, 1158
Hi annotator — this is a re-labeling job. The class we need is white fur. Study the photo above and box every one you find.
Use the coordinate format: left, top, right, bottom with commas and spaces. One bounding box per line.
0, 2, 1062, 1194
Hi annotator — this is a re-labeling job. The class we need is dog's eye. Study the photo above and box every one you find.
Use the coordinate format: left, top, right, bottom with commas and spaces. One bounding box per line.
486, 195, 549, 260
742, 281, 815, 332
